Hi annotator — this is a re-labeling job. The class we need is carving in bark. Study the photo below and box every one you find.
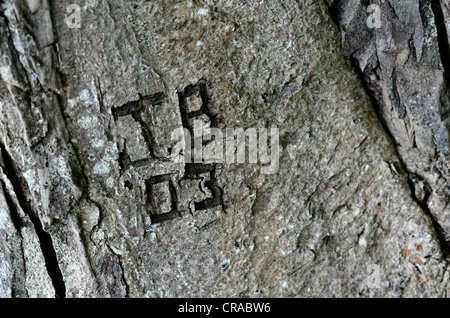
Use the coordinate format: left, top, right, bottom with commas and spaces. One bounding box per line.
0, 0, 449, 298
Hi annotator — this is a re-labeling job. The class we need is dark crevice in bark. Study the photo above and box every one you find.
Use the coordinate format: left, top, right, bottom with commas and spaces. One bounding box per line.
321, 0, 332, 11
431, 0, 450, 83
408, 173, 450, 258
0, 142, 66, 298
351, 62, 397, 143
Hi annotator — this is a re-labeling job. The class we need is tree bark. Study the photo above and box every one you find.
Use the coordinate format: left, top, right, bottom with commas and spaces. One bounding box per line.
0, 0, 449, 297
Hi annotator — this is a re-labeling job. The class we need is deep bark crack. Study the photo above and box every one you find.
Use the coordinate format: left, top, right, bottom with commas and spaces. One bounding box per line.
431, 0, 450, 83
0, 142, 66, 298
407, 173, 450, 258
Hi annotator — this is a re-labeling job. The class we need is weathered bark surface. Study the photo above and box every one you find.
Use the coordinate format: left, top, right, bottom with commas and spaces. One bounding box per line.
0, 0, 449, 297
332, 0, 450, 251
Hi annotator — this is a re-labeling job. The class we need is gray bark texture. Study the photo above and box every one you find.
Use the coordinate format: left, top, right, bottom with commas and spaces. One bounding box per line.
0, 0, 449, 297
